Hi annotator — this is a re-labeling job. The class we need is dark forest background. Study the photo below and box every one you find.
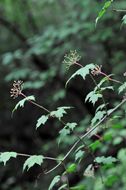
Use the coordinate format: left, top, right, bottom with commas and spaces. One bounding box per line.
0, 0, 126, 190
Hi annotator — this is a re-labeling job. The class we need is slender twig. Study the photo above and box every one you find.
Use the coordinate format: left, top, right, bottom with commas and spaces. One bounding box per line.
75, 62, 83, 68
113, 9, 126, 12
20, 93, 50, 113
0, 152, 62, 161
99, 72, 122, 84
45, 98, 126, 174
21, 91, 87, 149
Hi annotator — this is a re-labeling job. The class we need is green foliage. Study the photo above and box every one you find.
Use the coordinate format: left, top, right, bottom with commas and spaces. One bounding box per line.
118, 82, 126, 93
23, 155, 44, 171
84, 164, 94, 178
90, 140, 102, 151
58, 184, 67, 190
95, 156, 117, 164
66, 163, 77, 173
117, 148, 126, 163
50, 106, 72, 120
85, 91, 102, 105
48, 175, 60, 190
66, 64, 95, 87
36, 115, 49, 129
1, 0, 126, 189
91, 111, 106, 125
59, 122, 77, 143
13, 95, 35, 113
70, 185, 86, 190
96, 0, 113, 25
66, 122, 77, 131
122, 15, 126, 25
75, 150, 84, 163
59, 128, 71, 144
105, 175, 118, 187
0, 152, 17, 166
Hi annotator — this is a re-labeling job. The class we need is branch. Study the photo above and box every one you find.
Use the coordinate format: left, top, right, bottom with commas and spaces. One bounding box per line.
45, 98, 126, 174
0, 152, 61, 161
113, 9, 126, 12
0, 16, 27, 43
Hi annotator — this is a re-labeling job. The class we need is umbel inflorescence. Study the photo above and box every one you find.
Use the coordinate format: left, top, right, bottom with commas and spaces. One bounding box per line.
63, 50, 81, 70
10, 80, 23, 99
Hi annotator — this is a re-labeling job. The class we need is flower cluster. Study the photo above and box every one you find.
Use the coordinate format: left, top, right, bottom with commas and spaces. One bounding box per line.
91, 65, 102, 76
10, 80, 23, 99
63, 50, 81, 70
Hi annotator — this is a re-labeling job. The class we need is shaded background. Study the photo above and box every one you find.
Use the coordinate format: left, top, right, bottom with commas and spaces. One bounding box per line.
0, 0, 126, 189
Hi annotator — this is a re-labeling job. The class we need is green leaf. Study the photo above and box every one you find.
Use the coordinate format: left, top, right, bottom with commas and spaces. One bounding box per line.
105, 175, 118, 187
95, 156, 117, 164
96, 0, 113, 25
103, 133, 112, 141
96, 103, 106, 112
117, 148, 126, 162
90, 140, 102, 151
36, 115, 48, 129
118, 82, 126, 93
66, 64, 95, 87
113, 137, 122, 145
85, 91, 102, 105
70, 185, 86, 190
100, 86, 114, 91
13, 95, 35, 113
75, 150, 84, 163
84, 164, 94, 178
122, 15, 126, 25
59, 128, 70, 143
66, 122, 77, 131
23, 155, 44, 171
50, 106, 72, 120
48, 175, 60, 190
91, 111, 106, 125
66, 163, 77, 173
58, 184, 67, 190
75, 145, 84, 153
0, 152, 17, 166
95, 77, 110, 89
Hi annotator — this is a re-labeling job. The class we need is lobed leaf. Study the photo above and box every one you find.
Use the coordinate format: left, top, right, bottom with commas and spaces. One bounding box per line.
91, 111, 106, 126
84, 164, 94, 178
95, 156, 117, 164
66, 63, 95, 87
23, 155, 44, 171
59, 128, 71, 144
0, 152, 17, 166
50, 106, 72, 120
13, 95, 35, 113
85, 91, 102, 105
36, 115, 49, 129
118, 82, 126, 94
66, 122, 77, 131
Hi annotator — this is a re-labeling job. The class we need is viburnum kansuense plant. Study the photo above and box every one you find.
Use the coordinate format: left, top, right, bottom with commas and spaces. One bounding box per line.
1, 0, 126, 188
0, 49, 126, 189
